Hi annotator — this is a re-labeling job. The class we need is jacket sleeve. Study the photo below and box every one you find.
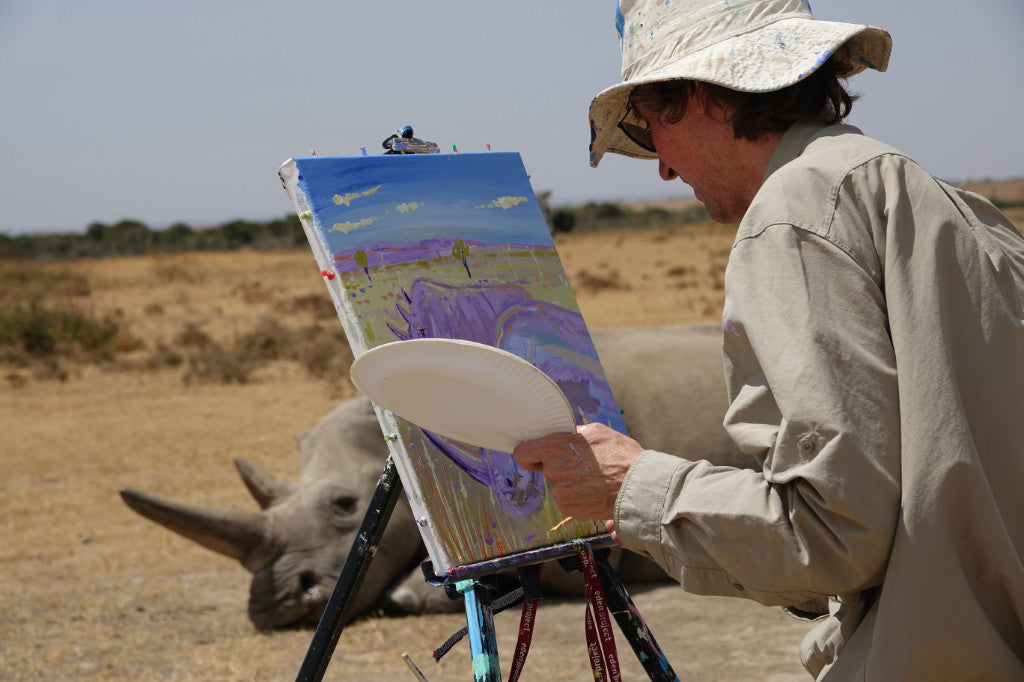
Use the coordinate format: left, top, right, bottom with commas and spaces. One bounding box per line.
614, 223, 901, 607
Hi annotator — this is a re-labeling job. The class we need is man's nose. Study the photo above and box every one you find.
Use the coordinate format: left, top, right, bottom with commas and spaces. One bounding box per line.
659, 159, 677, 181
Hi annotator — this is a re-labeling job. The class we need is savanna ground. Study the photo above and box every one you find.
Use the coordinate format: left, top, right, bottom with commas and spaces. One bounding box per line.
3, 206, 1022, 681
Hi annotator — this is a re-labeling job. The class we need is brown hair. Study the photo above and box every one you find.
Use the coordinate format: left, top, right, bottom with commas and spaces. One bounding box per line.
628, 54, 858, 141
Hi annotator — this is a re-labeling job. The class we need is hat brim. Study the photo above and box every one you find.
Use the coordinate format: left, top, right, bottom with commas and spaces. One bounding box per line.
589, 18, 892, 167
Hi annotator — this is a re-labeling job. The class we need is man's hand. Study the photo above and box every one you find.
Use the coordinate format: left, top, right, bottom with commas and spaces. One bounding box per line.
512, 422, 644, 522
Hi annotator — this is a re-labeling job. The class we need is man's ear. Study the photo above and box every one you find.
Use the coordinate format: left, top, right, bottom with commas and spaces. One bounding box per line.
692, 82, 731, 125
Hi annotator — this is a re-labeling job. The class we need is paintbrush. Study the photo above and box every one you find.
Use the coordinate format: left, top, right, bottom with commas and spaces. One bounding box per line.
548, 516, 574, 534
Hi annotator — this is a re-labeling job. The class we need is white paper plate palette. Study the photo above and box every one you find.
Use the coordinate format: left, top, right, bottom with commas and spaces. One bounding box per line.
349, 338, 576, 453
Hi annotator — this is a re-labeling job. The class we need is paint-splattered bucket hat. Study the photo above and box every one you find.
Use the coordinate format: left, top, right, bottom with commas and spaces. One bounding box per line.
589, 0, 892, 166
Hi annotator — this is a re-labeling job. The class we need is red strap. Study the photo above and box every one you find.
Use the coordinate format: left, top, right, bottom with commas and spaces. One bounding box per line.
506, 597, 538, 682
505, 546, 621, 682
585, 602, 607, 678
580, 543, 622, 682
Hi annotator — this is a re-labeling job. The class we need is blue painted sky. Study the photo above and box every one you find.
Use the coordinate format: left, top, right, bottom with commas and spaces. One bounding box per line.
1, 1, 1022, 235
293, 152, 550, 250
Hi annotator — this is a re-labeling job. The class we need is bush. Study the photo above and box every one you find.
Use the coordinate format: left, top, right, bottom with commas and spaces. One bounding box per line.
0, 264, 91, 301
173, 322, 213, 348
549, 209, 576, 234
0, 301, 123, 358
277, 293, 338, 319
236, 317, 295, 362
174, 317, 352, 389
294, 324, 353, 379
184, 341, 252, 385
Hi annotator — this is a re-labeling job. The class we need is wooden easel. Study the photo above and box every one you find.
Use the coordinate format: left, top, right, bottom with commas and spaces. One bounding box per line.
293, 456, 680, 682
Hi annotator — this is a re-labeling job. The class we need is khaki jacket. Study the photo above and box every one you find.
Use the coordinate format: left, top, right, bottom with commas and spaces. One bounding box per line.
614, 122, 1024, 680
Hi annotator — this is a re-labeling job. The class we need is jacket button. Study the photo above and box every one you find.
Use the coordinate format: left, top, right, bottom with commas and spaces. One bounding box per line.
798, 437, 817, 454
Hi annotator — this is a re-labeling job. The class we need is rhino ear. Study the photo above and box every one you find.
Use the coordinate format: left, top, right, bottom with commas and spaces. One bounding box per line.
296, 431, 314, 470
234, 458, 296, 509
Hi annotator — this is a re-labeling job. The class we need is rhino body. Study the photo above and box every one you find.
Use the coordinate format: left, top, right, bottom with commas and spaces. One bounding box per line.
121, 324, 742, 629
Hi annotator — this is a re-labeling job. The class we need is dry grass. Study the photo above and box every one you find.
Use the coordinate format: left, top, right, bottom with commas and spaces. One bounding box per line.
0, 250, 355, 394
554, 222, 734, 326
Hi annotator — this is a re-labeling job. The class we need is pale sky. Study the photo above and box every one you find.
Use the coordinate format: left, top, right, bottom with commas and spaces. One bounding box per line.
2, 1, 1022, 236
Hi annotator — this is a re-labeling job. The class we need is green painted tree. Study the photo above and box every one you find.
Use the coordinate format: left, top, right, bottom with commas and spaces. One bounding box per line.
451, 239, 471, 278
354, 250, 371, 280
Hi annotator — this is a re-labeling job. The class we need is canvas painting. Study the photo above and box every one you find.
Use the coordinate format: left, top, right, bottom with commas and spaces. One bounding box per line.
278, 151, 626, 574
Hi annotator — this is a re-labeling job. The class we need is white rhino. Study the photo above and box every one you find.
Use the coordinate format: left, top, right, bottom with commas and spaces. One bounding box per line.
120, 324, 744, 629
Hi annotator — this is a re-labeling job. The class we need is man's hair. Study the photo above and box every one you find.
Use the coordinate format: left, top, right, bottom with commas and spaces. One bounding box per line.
628, 54, 858, 141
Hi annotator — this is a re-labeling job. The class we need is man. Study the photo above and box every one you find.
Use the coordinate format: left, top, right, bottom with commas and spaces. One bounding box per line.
513, 1, 1024, 678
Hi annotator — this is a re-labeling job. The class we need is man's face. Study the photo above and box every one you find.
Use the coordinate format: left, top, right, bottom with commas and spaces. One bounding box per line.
636, 97, 751, 224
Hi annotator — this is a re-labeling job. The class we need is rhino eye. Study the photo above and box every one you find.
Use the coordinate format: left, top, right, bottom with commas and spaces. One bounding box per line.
331, 495, 359, 516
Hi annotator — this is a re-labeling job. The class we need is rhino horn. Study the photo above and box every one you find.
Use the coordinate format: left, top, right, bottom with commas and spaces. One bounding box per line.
233, 458, 295, 509
119, 487, 266, 563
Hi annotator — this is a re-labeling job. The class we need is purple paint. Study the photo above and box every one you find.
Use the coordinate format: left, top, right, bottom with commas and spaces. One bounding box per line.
386, 278, 623, 517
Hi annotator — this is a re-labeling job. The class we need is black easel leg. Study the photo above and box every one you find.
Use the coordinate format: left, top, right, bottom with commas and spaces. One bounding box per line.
295, 456, 402, 682
597, 558, 680, 682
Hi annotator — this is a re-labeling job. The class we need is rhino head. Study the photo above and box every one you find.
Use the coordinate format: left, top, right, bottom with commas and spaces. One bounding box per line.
120, 397, 423, 629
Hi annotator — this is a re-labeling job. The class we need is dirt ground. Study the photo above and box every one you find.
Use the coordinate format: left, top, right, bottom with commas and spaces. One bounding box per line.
9, 212, 1017, 681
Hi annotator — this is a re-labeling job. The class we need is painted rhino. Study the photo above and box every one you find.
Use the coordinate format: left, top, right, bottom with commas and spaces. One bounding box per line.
120, 324, 748, 629
388, 278, 626, 518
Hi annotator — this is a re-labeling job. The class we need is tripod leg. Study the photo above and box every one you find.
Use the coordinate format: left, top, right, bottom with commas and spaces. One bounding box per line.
295, 456, 403, 682
456, 578, 502, 682
597, 559, 679, 682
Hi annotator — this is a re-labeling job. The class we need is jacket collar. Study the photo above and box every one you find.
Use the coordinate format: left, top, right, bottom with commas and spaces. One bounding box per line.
763, 121, 864, 183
